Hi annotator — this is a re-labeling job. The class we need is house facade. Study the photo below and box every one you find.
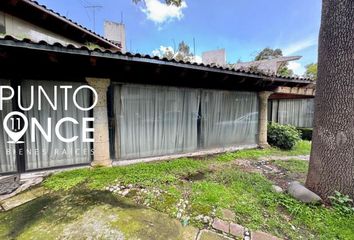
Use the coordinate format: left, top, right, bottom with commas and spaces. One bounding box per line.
0, 36, 314, 174
0, 1, 315, 175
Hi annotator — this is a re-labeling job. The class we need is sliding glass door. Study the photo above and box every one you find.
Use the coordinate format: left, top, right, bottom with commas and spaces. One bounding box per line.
22, 80, 91, 170
200, 90, 259, 148
0, 80, 17, 173
270, 99, 314, 128
114, 84, 200, 159
113, 84, 259, 160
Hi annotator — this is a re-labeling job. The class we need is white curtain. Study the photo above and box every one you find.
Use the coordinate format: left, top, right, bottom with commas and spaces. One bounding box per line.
276, 99, 314, 128
200, 90, 259, 148
22, 80, 91, 170
0, 80, 17, 173
269, 100, 278, 123
115, 84, 200, 159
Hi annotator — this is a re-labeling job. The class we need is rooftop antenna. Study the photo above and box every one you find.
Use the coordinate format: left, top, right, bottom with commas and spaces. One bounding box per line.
121, 11, 124, 24
85, 5, 102, 32
193, 37, 196, 56
172, 38, 176, 52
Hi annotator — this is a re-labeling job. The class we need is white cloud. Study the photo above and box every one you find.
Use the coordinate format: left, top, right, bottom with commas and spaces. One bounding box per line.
152, 45, 175, 57
288, 61, 305, 75
283, 37, 317, 55
151, 45, 202, 63
141, 0, 187, 25
193, 55, 202, 64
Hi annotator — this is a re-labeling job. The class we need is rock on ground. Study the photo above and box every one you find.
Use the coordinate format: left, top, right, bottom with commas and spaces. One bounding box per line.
272, 185, 283, 193
287, 181, 322, 203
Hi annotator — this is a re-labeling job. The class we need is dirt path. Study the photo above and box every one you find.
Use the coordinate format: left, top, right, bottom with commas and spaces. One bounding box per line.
262, 155, 310, 161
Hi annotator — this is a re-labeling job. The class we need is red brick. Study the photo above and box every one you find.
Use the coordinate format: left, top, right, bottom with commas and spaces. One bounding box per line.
212, 218, 229, 233
230, 223, 244, 238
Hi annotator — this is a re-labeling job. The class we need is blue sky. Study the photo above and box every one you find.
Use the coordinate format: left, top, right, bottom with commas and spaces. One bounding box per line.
39, 0, 322, 75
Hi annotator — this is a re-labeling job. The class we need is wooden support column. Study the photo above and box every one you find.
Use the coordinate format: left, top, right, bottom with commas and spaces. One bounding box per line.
86, 77, 112, 167
258, 91, 273, 148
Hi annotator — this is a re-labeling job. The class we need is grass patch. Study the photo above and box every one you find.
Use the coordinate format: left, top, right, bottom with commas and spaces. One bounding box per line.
189, 167, 354, 239
44, 141, 311, 191
215, 140, 311, 162
44, 158, 207, 190
272, 160, 309, 173
37, 140, 354, 239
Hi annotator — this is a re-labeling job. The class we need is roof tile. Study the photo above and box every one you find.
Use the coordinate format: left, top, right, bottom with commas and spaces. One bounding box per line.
27, 0, 121, 48
0, 35, 314, 82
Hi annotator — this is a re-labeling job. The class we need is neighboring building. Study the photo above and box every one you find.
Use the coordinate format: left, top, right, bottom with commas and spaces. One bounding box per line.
104, 21, 126, 52
202, 49, 226, 66
0, 0, 120, 50
231, 56, 302, 75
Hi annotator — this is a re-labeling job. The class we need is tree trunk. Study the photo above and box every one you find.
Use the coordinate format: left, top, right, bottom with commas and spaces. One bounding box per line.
306, 0, 354, 200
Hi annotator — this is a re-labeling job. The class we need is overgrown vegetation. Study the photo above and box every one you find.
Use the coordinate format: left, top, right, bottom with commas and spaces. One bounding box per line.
272, 159, 309, 173
85, 42, 101, 50
4, 141, 353, 239
44, 158, 207, 191
297, 127, 313, 141
43, 141, 311, 190
329, 191, 354, 215
268, 122, 301, 150
215, 140, 311, 162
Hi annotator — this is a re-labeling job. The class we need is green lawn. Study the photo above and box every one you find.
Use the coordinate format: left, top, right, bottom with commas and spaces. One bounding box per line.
214, 140, 311, 161
2, 140, 354, 239
272, 159, 309, 173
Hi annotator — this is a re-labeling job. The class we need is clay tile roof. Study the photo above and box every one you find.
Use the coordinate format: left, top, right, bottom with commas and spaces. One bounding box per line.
0, 35, 314, 82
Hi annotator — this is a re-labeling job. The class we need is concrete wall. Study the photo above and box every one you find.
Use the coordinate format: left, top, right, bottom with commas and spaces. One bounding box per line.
2, 11, 79, 46
202, 49, 226, 66
104, 21, 126, 52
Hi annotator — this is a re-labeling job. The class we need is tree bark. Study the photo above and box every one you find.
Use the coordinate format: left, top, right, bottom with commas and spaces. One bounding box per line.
306, 0, 354, 200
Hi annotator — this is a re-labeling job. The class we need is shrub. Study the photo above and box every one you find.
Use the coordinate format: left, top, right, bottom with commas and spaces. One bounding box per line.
329, 191, 354, 215
267, 122, 301, 150
297, 128, 313, 141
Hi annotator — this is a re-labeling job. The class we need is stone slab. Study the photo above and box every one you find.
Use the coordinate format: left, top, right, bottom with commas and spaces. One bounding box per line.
181, 225, 199, 240
0, 187, 47, 211
0, 176, 44, 202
